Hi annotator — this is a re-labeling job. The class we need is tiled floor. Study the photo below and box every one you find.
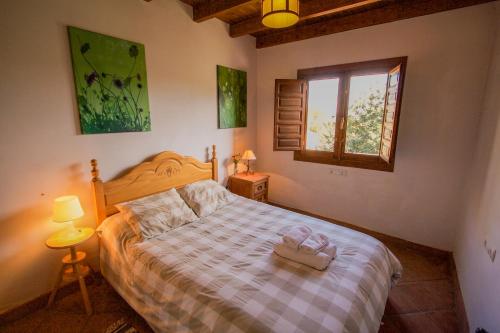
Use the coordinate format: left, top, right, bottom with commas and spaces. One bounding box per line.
0, 239, 460, 333
380, 240, 460, 333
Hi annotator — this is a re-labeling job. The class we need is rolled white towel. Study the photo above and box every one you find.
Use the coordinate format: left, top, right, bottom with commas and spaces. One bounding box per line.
274, 241, 337, 271
282, 225, 312, 250
299, 233, 329, 255
321, 243, 337, 258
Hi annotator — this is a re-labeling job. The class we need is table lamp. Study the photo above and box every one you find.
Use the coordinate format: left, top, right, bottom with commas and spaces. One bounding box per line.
47, 195, 94, 315
52, 195, 84, 238
242, 150, 256, 175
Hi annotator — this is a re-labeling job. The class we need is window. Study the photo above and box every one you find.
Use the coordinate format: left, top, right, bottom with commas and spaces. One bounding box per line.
273, 57, 407, 172
305, 79, 339, 152
344, 73, 387, 155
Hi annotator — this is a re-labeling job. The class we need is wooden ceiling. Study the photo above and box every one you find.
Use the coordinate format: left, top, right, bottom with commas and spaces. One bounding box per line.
179, 0, 496, 48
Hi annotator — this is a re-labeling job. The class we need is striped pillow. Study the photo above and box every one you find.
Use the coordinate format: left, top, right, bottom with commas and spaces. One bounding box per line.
116, 188, 198, 240
178, 180, 236, 217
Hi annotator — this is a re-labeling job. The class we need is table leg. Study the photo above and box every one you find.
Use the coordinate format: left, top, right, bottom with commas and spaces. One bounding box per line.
47, 264, 65, 307
70, 247, 92, 315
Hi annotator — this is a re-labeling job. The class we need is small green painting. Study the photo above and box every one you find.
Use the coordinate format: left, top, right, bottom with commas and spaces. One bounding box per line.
217, 65, 247, 129
68, 26, 151, 134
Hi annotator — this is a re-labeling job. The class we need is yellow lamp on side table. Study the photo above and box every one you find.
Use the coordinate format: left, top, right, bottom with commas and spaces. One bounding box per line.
242, 149, 256, 175
46, 195, 94, 315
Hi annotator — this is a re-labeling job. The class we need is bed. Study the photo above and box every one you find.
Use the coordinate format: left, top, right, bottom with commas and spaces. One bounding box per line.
91, 146, 402, 333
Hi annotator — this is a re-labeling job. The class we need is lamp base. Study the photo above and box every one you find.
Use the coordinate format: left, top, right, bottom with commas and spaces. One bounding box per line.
62, 222, 82, 239
246, 161, 254, 175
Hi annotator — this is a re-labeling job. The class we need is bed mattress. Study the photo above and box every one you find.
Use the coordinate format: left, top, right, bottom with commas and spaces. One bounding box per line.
99, 196, 402, 333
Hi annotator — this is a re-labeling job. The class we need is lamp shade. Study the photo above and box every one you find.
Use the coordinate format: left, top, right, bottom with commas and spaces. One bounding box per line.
53, 195, 84, 222
242, 150, 256, 160
262, 0, 299, 29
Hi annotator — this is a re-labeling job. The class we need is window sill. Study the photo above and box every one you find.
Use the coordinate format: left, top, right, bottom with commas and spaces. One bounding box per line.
293, 150, 394, 172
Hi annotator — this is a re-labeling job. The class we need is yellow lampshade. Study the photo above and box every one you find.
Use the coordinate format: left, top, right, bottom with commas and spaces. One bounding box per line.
242, 150, 256, 160
262, 0, 299, 29
53, 195, 84, 223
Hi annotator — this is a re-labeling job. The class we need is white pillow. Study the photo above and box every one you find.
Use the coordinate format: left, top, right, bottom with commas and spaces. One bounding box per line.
178, 179, 236, 217
97, 212, 139, 246
96, 213, 126, 238
115, 188, 198, 240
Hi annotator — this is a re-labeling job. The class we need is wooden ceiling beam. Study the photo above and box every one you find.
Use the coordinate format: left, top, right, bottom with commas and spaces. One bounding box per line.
230, 0, 383, 37
256, 0, 496, 48
192, 0, 254, 22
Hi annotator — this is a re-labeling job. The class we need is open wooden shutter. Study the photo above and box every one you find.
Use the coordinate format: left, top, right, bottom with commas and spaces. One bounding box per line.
380, 59, 406, 164
273, 79, 308, 151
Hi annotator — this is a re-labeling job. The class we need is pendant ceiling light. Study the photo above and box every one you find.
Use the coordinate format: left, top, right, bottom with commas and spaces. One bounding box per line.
261, 0, 300, 29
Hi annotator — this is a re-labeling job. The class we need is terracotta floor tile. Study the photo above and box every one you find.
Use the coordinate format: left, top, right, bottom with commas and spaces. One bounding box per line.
385, 280, 454, 314
386, 244, 451, 283
381, 311, 458, 333
399, 257, 450, 283
426, 310, 460, 332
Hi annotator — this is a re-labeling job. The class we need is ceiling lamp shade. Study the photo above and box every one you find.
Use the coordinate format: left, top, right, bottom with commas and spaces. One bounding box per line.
262, 0, 299, 29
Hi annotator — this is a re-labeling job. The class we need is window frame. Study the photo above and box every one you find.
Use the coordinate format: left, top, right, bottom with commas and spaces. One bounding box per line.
294, 57, 407, 172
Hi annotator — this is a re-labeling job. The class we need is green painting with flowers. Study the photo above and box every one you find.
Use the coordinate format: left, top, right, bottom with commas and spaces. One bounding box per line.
217, 65, 247, 129
68, 26, 151, 134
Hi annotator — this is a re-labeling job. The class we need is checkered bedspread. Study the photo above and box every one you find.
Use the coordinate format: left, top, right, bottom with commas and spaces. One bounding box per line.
100, 196, 402, 333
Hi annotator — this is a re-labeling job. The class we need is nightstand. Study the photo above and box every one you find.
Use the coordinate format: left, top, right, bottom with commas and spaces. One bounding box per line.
46, 227, 95, 315
228, 173, 269, 202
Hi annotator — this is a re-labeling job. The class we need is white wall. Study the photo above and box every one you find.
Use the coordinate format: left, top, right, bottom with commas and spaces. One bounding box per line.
256, 4, 498, 250
0, 0, 257, 312
454, 3, 500, 331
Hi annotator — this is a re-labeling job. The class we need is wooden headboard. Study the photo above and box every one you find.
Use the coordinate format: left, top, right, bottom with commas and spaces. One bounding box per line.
90, 145, 218, 225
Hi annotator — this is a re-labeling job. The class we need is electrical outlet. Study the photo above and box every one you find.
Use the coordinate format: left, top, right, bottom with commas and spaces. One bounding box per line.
483, 240, 496, 263
330, 169, 348, 176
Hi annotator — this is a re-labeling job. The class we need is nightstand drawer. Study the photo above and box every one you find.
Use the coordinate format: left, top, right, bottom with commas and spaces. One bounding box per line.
254, 193, 266, 202
253, 180, 267, 196
228, 173, 269, 203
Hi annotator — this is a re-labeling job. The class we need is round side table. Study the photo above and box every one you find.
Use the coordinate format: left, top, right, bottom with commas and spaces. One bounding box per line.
46, 227, 95, 315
